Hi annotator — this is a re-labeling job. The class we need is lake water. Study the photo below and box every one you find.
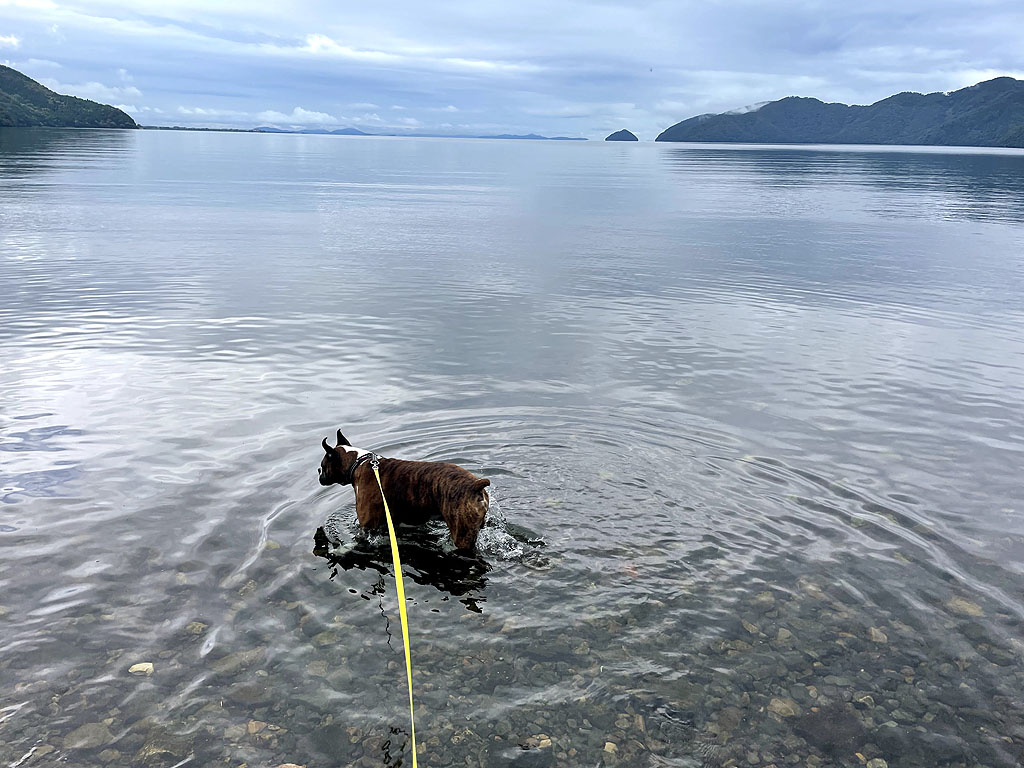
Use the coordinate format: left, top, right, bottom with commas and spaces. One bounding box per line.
2, 128, 1024, 768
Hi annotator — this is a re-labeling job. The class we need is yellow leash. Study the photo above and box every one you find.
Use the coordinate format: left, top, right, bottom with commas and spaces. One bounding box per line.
370, 455, 418, 768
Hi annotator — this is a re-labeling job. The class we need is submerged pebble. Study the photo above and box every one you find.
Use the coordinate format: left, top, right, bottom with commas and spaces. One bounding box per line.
64, 722, 115, 750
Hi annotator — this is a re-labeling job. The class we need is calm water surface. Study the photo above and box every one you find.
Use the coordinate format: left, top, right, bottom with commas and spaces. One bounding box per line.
2, 128, 1024, 767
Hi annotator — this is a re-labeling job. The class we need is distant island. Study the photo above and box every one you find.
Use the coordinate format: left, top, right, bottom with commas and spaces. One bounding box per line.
606, 129, 638, 141
656, 77, 1024, 148
0, 65, 137, 129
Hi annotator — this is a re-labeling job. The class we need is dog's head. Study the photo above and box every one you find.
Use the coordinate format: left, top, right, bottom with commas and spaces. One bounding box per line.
449, 503, 487, 551
318, 429, 362, 486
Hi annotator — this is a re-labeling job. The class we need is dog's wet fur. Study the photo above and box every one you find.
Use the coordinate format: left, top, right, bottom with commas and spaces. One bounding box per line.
318, 429, 490, 550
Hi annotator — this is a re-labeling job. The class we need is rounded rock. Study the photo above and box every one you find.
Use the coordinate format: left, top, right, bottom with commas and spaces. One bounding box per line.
64, 723, 115, 750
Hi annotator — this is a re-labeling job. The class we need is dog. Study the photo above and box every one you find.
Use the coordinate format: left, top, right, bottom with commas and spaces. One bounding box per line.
318, 429, 490, 550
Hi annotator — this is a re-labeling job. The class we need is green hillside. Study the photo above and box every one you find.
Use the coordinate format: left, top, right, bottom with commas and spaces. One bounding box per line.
656, 77, 1024, 148
0, 65, 137, 129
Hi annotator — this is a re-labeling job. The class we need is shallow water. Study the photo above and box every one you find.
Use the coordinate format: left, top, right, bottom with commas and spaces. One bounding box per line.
2, 128, 1024, 767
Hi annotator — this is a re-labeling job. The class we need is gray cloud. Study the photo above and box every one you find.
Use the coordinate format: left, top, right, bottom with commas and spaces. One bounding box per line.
3, 0, 1023, 138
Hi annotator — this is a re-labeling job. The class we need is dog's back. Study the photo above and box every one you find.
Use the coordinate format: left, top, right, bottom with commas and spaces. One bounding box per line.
370, 459, 490, 549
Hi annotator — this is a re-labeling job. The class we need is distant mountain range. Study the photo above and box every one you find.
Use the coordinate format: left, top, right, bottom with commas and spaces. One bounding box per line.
656, 77, 1024, 147
149, 125, 588, 140
0, 65, 137, 128
251, 127, 585, 140
253, 126, 371, 135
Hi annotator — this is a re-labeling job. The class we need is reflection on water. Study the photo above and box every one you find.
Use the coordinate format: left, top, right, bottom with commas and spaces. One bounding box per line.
313, 525, 492, 612
0, 127, 131, 180
1, 130, 1024, 768
313, 503, 546, 613
660, 142, 1024, 222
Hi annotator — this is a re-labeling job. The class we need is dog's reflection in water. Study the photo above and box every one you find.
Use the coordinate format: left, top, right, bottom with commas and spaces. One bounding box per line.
313, 524, 491, 613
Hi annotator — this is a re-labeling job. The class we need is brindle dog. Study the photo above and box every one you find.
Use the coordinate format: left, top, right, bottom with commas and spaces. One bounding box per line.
318, 430, 490, 550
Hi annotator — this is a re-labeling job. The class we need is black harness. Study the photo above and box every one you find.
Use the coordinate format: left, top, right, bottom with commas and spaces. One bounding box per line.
341, 452, 378, 485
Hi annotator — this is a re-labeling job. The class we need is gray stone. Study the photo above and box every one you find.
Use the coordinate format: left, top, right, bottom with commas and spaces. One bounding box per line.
823, 675, 853, 687
946, 596, 984, 617
208, 647, 265, 676
916, 732, 969, 764
134, 729, 192, 766
488, 740, 555, 767
227, 681, 271, 705
793, 703, 866, 756
65, 722, 115, 749
790, 685, 815, 705
933, 684, 979, 708
767, 698, 800, 718
312, 724, 351, 755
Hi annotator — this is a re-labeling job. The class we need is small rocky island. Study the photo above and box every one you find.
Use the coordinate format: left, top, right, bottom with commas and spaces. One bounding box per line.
0, 65, 137, 128
605, 129, 638, 141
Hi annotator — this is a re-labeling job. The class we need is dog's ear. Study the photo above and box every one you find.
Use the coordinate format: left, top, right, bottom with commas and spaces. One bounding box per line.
336, 429, 350, 447
322, 437, 335, 454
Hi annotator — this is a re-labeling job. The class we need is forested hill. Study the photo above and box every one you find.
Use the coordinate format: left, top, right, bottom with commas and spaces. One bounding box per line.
656, 77, 1024, 148
0, 65, 137, 128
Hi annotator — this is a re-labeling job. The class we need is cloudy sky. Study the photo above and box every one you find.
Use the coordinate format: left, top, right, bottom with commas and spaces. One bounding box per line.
2, 0, 1023, 139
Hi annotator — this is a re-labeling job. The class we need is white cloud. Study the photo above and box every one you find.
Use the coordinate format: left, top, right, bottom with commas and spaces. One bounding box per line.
0, 34, 21, 48
256, 106, 338, 124
38, 77, 142, 101
946, 68, 1024, 89
653, 99, 692, 115
177, 105, 247, 117
260, 32, 541, 75
525, 101, 637, 119
16, 57, 60, 70
298, 33, 399, 64
117, 104, 165, 115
